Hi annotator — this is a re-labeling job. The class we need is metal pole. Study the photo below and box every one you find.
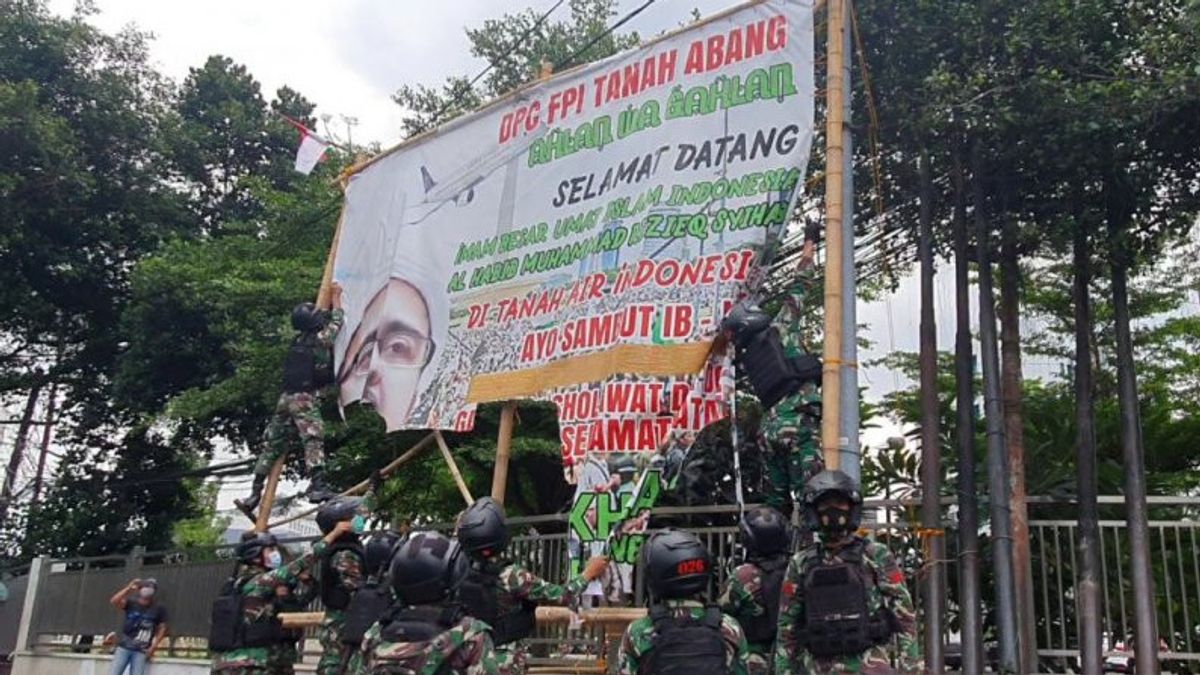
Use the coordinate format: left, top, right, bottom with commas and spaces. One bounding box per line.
1073, 226, 1103, 675
1111, 250, 1160, 674
838, 0, 860, 483
952, 150, 983, 674
972, 143, 1019, 672
820, 0, 847, 471
917, 150, 945, 671
1000, 218, 1038, 673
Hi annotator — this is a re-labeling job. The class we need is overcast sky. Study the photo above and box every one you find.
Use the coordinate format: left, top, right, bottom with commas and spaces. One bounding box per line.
28, 0, 1075, 510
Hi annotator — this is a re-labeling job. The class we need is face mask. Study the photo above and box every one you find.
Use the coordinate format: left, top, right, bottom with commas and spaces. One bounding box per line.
265, 550, 283, 569
351, 515, 367, 534
817, 505, 853, 536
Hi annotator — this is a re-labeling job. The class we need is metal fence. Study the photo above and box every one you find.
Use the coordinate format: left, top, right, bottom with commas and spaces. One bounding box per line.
10, 496, 1200, 671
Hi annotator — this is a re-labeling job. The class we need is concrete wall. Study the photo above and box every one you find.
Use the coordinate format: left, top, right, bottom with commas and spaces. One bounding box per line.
11, 652, 316, 675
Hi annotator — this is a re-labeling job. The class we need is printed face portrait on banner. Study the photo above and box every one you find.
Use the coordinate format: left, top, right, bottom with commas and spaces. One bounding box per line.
332, 0, 816, 464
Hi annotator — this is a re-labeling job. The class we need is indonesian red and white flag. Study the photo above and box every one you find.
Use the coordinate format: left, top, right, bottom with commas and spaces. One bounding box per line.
282, 115, 330, 175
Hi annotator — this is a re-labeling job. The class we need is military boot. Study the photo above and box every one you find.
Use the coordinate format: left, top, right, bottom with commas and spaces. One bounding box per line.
235, 474, 266, 519
304, 466, 336, 503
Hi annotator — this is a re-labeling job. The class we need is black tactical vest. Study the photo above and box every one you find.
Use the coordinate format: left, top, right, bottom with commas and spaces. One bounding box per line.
282, 332, 333, 393
456, 563, 536, 646
373, 605, 465, 675
208, 572, 285, 651
735, 555, 789, 646
342, 579, 393, 647
735, 327, 818, 410
639, 605, 730, 675
320, 540, 365, 611
795, 540, 893, 658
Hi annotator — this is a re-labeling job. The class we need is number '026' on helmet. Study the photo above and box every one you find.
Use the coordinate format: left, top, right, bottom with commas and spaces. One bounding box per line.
641, 528, 713, 600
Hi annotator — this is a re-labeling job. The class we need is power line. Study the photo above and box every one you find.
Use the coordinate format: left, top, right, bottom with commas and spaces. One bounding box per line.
553, 0, 658, 71
424, 0, 569, 130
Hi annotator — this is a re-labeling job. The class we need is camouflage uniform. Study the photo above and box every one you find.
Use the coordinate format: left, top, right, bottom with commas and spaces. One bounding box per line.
318, 545, 365, 675
719, 560, 787, 674
352, 614, 500, 674
761, 265, 823, 519
491, 562, 590, 675
270, 570, 317, 674
212, 542, 329, 674
254, 309, 344, 476
617, 599, 751, 675
773, 536, 922, 674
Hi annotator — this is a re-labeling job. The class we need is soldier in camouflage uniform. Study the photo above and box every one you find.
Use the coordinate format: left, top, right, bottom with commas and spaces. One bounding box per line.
774, 471, 921, 675
314, 496, 372, 675
271, 567, 316, 675
719, 507, 792, 674
353, 531, 500, 675
212, 521, 355, 675
761, 227, 823, 520
238, 285, 345, 516
455, 497, 607, 674
619, 529, 749, 675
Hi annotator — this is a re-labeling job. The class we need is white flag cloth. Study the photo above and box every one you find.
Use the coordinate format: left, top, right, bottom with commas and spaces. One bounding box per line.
294, 129, 329, 175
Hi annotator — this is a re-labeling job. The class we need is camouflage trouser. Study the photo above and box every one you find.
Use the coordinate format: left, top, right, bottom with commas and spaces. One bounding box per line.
254, 392, 325, 475
317, 617, 351, 675
763, 429, 823, 520
212, 668, 267, 675
799, 649, 902, 674
496, 645, 528, 675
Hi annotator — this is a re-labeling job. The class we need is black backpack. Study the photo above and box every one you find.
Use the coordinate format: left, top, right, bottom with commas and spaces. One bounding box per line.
735, 556, 789, 646
639, 605, 730, 675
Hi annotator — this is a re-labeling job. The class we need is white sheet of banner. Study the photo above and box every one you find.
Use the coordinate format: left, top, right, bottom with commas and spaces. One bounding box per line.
333, 0, 815, 476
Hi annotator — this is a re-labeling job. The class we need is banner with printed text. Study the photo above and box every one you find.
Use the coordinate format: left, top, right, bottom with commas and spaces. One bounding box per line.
333, 1, 815, 483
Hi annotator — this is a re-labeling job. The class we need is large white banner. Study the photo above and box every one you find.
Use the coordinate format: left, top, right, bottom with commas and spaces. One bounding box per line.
333, 0, 814, 475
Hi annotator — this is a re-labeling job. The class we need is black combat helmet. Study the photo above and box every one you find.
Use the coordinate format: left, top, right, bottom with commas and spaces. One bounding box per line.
364, 531, 403, 578
390, 531, 468, 605
236, 532, 278, 565
291, 302, 325, 332
455, 496, 509, 558
316, 496, 363, 535
720, 301, 772, 347
801, 470, 864, 536
642, 528, 713, 600
739, 506, 790, 557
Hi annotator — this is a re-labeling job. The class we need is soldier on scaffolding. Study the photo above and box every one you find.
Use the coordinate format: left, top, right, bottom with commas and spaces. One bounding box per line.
722, 223, 823, 520
238, 284, 345, 517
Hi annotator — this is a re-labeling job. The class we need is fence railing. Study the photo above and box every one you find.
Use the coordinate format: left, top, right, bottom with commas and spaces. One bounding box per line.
6, 496, 1199, 671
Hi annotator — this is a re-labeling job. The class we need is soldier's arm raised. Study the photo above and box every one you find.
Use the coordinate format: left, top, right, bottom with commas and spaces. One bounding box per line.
773, 555, 806, 675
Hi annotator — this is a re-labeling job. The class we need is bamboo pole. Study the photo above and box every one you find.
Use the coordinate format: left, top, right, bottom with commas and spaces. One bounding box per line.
492, 403, 517, 504
255, 459, 286, 532
279, 606, 648, 630
435, 431, 474, 506
267, 432, 438, 529
820, 0, 847, 470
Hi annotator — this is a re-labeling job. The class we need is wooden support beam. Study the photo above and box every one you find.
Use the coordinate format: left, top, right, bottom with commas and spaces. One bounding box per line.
255, 458, 286, 532
491, 403, 517, 504
279, 606, 647, 630
267, 432, 438, 529
435, 430, 474, 506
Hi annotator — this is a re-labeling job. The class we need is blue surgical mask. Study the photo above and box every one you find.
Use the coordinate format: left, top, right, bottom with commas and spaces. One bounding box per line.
265, 550, 283, 569
351, 515, 367, 534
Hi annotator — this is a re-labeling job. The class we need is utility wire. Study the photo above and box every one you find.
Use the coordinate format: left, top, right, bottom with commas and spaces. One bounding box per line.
424, 0, 569, 130
553, 0, 657, 71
